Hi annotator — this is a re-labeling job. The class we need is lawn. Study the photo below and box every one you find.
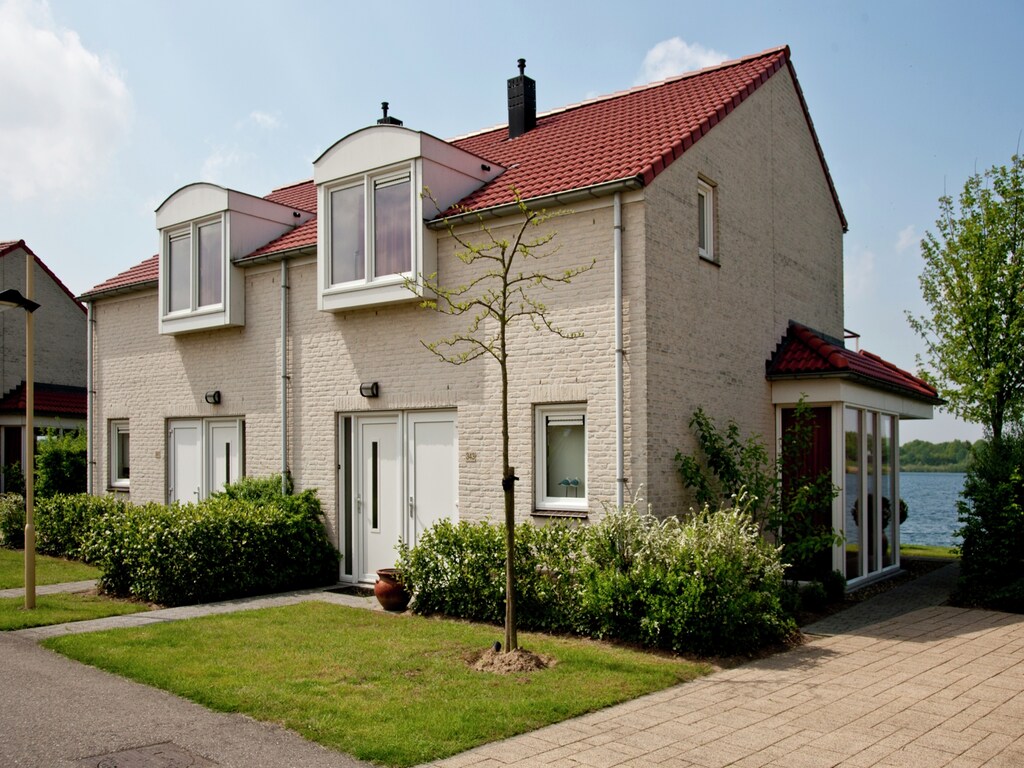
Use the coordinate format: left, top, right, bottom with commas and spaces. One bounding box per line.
0, 548, 100, 589
0, 593, 151, 631
901, 543, 959, 559
46, 601, 711, 767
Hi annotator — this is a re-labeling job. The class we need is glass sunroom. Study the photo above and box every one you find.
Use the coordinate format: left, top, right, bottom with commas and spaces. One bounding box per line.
767, 322, 942, 586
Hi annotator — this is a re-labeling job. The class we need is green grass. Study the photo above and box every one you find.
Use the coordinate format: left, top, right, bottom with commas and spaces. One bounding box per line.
0, 593, 151, 630
901, 543, 959, 559
0, 548, 100, 589
46, 602, 710, 766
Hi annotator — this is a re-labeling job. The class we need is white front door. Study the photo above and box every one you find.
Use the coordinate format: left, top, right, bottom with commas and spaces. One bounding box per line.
169, 420, 202, 504
407, 411, 458, 547
357, 414, 402, 583
207, 419, 242, 495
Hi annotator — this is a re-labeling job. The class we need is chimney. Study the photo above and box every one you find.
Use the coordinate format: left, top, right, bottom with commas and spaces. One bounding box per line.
376, 101, 403, 126
507, 58, 536, 139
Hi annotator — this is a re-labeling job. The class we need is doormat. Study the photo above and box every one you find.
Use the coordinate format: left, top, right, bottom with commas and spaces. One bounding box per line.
76, 741, 216, 767
326, 585, 375, 597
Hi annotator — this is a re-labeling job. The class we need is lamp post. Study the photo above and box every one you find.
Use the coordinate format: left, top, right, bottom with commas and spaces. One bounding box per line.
0, 282, 41, 610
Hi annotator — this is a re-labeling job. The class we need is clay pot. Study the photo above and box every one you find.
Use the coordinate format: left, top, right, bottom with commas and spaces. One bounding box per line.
374, 568, 410, 611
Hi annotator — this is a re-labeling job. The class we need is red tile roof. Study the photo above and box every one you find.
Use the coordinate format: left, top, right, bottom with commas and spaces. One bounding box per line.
0, 240, 87, 313
87, 45, 846, 293
81, 255, 158, 299
766, 322, 941, 403
0, 382, 87, 418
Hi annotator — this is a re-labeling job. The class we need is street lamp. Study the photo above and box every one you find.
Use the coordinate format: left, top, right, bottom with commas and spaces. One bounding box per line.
0, 285, 41, 610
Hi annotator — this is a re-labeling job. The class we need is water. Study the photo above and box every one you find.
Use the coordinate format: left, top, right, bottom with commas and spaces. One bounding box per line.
899, 472, 965, 548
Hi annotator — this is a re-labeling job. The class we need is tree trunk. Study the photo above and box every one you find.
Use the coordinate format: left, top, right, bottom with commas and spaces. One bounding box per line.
504, 468, 517, 652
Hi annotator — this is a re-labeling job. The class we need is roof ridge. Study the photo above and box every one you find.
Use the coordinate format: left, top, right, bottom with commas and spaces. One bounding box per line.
0, 240, 87, 314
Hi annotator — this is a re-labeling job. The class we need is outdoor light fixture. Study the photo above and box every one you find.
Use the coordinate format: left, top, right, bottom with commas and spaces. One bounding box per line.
204, 390, 221, 405
359, 382, 379, 398
0, 285, 40, 609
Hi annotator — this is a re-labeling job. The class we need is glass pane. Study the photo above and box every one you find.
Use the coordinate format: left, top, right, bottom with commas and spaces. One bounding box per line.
866, 412, 878, 573
844, 407, 861, 579
116, 429, 130, 480
168, 234, 191, 312
374, 178, 411, 277
697, 189, 707, 252
883, 415, 897, 568
197, 221, 222, 307
545, 414, 586, 499
331, 186, 365, 284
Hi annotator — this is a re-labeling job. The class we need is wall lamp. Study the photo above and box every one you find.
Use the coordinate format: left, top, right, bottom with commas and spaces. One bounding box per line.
204, 390, 222, 405
359, 382, 380, 398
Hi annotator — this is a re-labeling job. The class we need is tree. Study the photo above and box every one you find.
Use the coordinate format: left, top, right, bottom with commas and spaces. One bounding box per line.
415, 192, 593, 652
908, 154, 1024, 443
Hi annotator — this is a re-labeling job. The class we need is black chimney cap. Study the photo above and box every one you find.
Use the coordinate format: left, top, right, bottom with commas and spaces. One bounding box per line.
377, 101, 403, 126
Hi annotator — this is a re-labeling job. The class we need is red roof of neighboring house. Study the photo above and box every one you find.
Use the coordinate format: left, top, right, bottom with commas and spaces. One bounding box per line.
0, 240, 86, 313
0, 382, 87, 418
766, 322, 941, 403
86, 45, 845, 293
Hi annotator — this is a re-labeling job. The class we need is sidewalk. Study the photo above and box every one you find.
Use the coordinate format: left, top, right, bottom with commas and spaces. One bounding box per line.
3, 563, 1023, 767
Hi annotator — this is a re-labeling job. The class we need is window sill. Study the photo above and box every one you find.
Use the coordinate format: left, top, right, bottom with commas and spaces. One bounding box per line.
320, 276, 420, 312
107, 484, 129, 493
698, 254, 720, 267
532, 508, 588, 520
160, 305, 240, 335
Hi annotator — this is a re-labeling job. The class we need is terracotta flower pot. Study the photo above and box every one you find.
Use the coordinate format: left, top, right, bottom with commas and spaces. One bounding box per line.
374, 568, 411, 612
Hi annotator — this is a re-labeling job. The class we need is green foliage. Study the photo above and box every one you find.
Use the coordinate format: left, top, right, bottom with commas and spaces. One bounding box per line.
35, 429, 87, 498
908, 154, 1024, 442
900, 439, 979, 472
0, 493, 25, 549
36, 493, 127, 561
2, 462, 25, 496
82, 487, 340, 606
213, 472, 293, 502
398, 494, 795, 656
956, 433, 1024, 611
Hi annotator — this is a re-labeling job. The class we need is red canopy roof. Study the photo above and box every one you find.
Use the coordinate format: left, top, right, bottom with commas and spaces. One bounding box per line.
766, 322, 941, 403
0, 382, 87, 418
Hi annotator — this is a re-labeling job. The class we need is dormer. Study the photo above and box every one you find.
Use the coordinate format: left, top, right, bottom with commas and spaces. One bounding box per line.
313, 120, 504, 312
155, 183, 313, 334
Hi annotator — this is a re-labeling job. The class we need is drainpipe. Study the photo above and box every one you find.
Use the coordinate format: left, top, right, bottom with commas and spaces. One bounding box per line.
614, 193, 625, 508
281, 261, 289, 495
86, 301, 93, 496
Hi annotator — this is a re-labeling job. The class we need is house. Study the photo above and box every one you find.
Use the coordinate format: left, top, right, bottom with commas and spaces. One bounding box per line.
0, 240, 87, 491
80, 46, 939, 587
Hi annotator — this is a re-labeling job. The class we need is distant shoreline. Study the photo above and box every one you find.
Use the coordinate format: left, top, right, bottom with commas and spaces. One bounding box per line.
900, 465, 968, 474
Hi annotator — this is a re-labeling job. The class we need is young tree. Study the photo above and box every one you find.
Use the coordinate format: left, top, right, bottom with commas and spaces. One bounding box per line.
908, 154, 1024, 443
416, 192, 593, 652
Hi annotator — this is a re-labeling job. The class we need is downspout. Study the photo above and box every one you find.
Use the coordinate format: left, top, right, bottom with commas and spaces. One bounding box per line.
280, 261, 289, 495
614, 193, 625, 508
86, 301, 94, 496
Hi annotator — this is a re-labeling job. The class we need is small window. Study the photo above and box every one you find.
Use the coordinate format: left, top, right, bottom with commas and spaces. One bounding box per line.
110, 421, 130, 488
535, 404, 587, 512
697, 179, 715, 262
163, 217, 224, 315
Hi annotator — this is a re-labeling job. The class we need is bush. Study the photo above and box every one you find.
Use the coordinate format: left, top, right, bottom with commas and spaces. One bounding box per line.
214, 473, 293, 502
84, 487, 340, 606
399, 494, 795, 656
36, 493, 127, 561
0, 493, 25, 549
957, 434, 1024, 611
35, 430, 87, 498
2, 462, 25, 496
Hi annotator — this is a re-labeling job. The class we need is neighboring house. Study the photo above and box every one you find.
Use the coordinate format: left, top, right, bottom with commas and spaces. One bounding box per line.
81, 46, 939, 587
0, 240, 87, 490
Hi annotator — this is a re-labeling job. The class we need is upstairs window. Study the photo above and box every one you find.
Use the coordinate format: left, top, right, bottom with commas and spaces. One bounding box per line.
165, 217, 223, 315
697, 179, 715, 262
328, 171, 412, 288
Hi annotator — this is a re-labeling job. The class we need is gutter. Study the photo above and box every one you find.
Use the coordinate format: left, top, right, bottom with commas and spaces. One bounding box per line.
281, 261, 290, 494
766, 371, 945, 406
86, 301, 94, 495
613, 193, 625, 508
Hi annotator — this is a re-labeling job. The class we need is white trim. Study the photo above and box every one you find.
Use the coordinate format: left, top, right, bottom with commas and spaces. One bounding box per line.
535, 403, 588, 513
109, 420, 130, 489
697, 179, 715, 262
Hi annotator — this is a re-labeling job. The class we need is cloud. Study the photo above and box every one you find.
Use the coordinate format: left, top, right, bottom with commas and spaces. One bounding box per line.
0, 0, 132, 200
245, 110, 280, 130
896, 224, 918, 253
200, 147, 246, 185
636, 38, 730, 85
844, 245, 876, 300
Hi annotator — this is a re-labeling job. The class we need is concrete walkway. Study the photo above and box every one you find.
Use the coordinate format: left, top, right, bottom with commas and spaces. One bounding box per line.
2, 564, 1023, 767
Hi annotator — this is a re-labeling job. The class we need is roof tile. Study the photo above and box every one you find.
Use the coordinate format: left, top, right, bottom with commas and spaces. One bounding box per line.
0, 382, 87, 417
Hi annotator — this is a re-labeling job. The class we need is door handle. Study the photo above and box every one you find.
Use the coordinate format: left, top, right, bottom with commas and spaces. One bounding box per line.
409, 496, 415, 518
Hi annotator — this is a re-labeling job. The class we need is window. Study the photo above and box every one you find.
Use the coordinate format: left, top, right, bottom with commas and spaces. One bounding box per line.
164, 217, 224, 316
697, 179, 715, 262
535, 404, 587, 512
327, 171, 412, 288
110, 421, 130, 488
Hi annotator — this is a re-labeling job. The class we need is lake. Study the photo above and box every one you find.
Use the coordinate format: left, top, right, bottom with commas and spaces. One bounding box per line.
899, 472, 965, 548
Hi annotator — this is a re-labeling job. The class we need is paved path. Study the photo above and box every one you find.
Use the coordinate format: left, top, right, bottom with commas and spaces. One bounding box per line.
0, 579, 97, 599
3, 564, 1023, 767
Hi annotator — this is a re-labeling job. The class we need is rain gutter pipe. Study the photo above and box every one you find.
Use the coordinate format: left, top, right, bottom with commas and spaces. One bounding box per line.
281, 260, 289, 495
614, 193, 625, 509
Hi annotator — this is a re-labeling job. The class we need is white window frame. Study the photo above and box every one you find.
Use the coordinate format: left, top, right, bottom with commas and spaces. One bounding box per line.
534, 404, 588, 513
109, 420, 130, 489
319, 163, 422, 311
697, 178, 715, 262
161, 214, 225, 319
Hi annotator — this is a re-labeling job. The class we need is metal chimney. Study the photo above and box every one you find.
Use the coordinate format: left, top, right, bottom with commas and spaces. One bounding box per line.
507, 58, 536, 139
377, 101, 403, 126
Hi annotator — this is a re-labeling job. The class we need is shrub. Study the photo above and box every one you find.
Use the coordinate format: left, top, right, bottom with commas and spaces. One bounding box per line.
35, 493, 127, 561
2, 462, 25, 496
957, 433, 1024, 611
214, 473, 293, 502
0, 493, 25, 549
35, 430, 87, 498
84, 488, 340, 606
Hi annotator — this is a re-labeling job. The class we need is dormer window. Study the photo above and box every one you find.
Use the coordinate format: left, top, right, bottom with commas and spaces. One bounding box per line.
328, 171, 412, 287
166, 217, 223, 314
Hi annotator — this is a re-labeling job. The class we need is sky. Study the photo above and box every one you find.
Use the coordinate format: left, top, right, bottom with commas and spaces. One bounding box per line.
1, 0, 1020, 445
